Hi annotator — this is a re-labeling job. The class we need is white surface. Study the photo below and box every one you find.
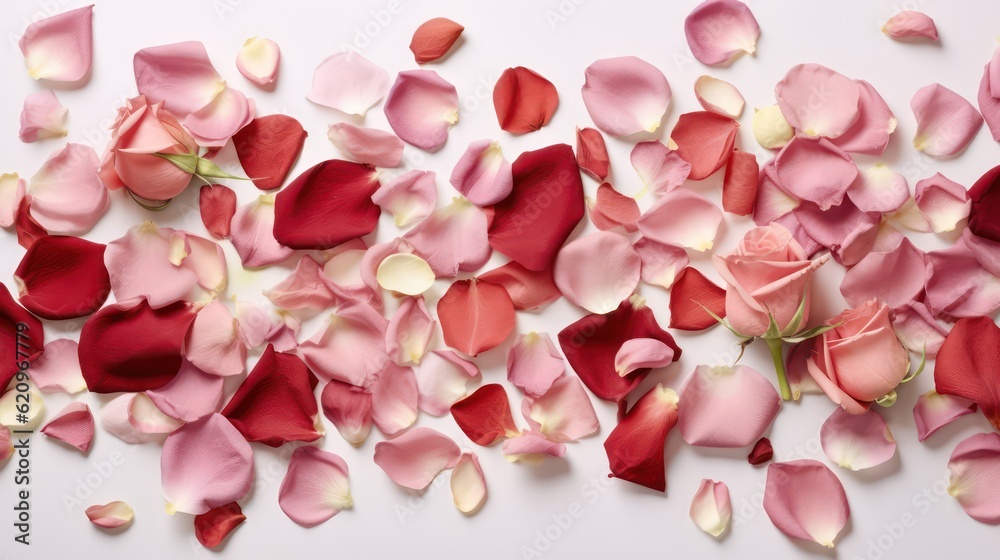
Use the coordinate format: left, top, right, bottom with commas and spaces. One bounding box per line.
1, 0, 998, 559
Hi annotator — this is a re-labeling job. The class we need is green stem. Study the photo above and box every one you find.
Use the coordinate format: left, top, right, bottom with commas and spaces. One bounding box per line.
766, 337, 792, 401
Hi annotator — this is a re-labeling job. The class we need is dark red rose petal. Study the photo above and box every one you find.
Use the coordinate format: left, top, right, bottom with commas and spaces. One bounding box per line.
199, 184, 237, 238
15, 198, 46, 250
450, 383, 518, 446
478, 260, 561, 311
438, 278, 515, 356
493, 67, 559, 134
0, 283, 43, 389
723, 148, 759, 216
194, 502, 246, 549
409, 17, 464, 64
749, 437, 774, 465
935, 316, 1000, 431
14, 236, 110, 320
576, 127, 609, 181
273, 159, 381, 250
79, 299, 195, 393
222, 345, 321, 447
604, 384, 679, 492
668, 267, 727, 331
232, 114, 308, 190
488, 144, 585, 271
589, 183, 640, 232
968, 164, 1000, 242
670, 111, 739, 180
558, 296, 681, 403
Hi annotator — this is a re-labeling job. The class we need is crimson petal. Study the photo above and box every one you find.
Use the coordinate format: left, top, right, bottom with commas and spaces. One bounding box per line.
749, 437, 774, 465
668, 267, 726, 331
450, 384, 518, 446
0, 284, 43, 389
493, 67, 559, 134
232, 114, 308, 190
438, 278, 515, 356
14, 236, 109, 320
604, 384, 679, 492
671, 111, 738, 180
968, 165, 1000, 243
199, 184, 237, 238
15, 198, 46, 250
576, 127, 609, 181
194, 502, 245, 549
935, 317, 1000, 431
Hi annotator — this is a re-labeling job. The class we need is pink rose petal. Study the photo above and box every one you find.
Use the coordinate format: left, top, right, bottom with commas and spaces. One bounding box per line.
522, 376, 599, 443
41, 402, 94, 453
321, 379, 373, 447
230, 194, 294, 268
690, 479, 732, 537
794, 199, 881, 266
694, 75, 745, 118
775, 64, 860, 138
820, 408, 896, 471
373, 427, 461, 490
925, 237, 1000, 318
327, 122, 404, 168
892, 301, 949, 358
105, 221, 197, 308
28, 143, 108, 235
615, 338, 676, 377
30, 339, 85, 394
947, 432, 1000, 524
403, 197, 491, 277
684, 0, 759, 65
633, 237, 689, 290
298, 301, 388, 386
307, 51, 389, 116
840, 237, 929, 308
773, 136, 858, 211
630, 141, 691, 196
638, 188, 722, 251
86, 501, 134, 529
764, 460, 850, 548
236, 36, 280, 86
146, 361, 224, 423
369, 362, 419, 436
830, 80, 897, 155
128, 393, 182, 435
502, 431, 567, 463
449, 140, 513, 206
882, 11, 939, 41
451, 452, 487, 514
914, 391, 976, 442
384, 70, 459, 151
752, 163, 800, 226
415, 350, 478, 416
581, 56, 671, 136
914, 173, 971, 232
978, 47, 1000, 141
278, 447, 352, 527
100, 394, 151, 444
182, 85, 255, 148
911, 83, 983, 157
134, 41, 224, 118
678, 365, 780, 448
554, 231, 641, 315
847, 164, 909, 213
386, 297, 435, 365
184, 300, 246, 377
19, 5, 93, 82
372, 169, 438, 227
478, 261, 562, 311
507, 332, 564, 398
19, 90, 68, 142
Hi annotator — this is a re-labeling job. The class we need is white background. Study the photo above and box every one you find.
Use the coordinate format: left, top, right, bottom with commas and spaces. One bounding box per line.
1, 0, 999, 559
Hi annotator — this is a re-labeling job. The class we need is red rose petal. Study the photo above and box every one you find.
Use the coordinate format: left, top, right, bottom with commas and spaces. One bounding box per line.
670, 111, 738, 181
232, 114, 308, 190
576, 127, 609, 181
321, 378, 373, 447
968, 165, 1000, 243
14, 236, 109, 320
749, 437, 774, 465
15, 198, 46, 250
478, 260, 561, 311
935, 316, 1000, 431
0, 284, 43, 390
558, 295, 681, 403
194, 502, 246, 549
438, 278, 515, 356
488, 144, 585, 271
222, 344, 320, 447
199, 184, 237, 238
450, 383, 518, 446
668, 267, 727, 331
409, 17, 464, 64
604, 384, 679, 492
493, 67, 559, 134
722, 149, 759, 215
273, 159, 381, 250
79, 299, 195, 393
589, 183, 640, 232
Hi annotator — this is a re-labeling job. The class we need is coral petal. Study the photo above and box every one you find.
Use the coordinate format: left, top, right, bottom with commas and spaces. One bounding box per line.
41, 402, 94, 453
604, 384, 679, 492
507, 332, 564, 397
576, 127, 609, 181
684, 0, 760, 65
438, 279, 515, 356
409, 17, 464, 64
914, 391, 976, 442
554, 232, 641, 314
820, 408, 896, 470
307, 52, 389, 116
373, 427, 461, 490
668, 267, 727, 331
19, 5, 93, 82
384, 70, 459, 150
722, 149, 758, 215
763, 460, 850, 548
582, 56, 671, 136
279, 447, 352, 527
14, 235, 109, 320
479, 261, 561, 311
679, 365, 780, 447
671, 111, 738, 180
589, 183, 640, 232
195, 503, 245, 549
328, 123, 404, 168
232, 114, 307, 190
493, 67, 559, 134
450, 384, 518, 445
912, 83, 983, 156
199, 184, 236, 238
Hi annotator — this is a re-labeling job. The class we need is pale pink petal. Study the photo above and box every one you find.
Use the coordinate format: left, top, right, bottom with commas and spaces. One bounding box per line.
100, 394, 150, 444
775, 64, 860, 138
451, 452, 487, 514
161, 413, 253, 515
980, 48, 1000, 141
690, 479, 732, 537
554, 231, 641, 314
912, 83, 983, 156
523, 376, 599, 443
41, 402, 94, 453
377, 253, 434, 296
914, 173, 971, 232
615, 338, 676, 377
373, 426, 461, 490
846, 164, 909, 213
328, 123, 405, 167
502, 431, 566, 463
384, 70, 459, 150
235, 300, 273, 349
360, 238, 419, 295
230, 194, 294, 268
820, 408, 896, 471
840, 237, 929, 308
386, 297, 435, 365
947, 432, 1000, 524
581, 56, 671, 136
831, 80, 897, 155
19, 90, 68, 142
146, 361, 224, 422
415, 350, 478, 416
183, 86, 255, 147
86, 501, 134, 529
265, 250, 379, 312
633, 237, 689, 290
638, 188, 723, 251
184, 300, 246, 377
30, 338, 85, 394
368, 362, 419, 435
507, 332, 564, 398
914, 391, 976, 442
134, 41, 224, 117
925, 237, 1000, 318
372, 170, 437, 227
236, 36, 280, 86
773, 136, 858, 211
402, 197, 491, 277
278, 446, 352, 527
0, 173, 26, 228
882, 11, 939, 40
0, 427, 10, 463
307, 52, 389, 116
678, 365, 780, 448
449, 140, 513, 206
176, 233, 228, 298
793, 200, 881, 266
28, 143, 108, 234
105, 221, 198, 308
753, 105, 795, 150
694, 75, 744, 118
753, 163, 800, 225
630, 141, 691, 196
298, 301, 388, 386
684, 0, 759, 65
19, 5, 93, 82
128, 393, 182, 434
764, 460, 850, 548
892, 301, 949, 358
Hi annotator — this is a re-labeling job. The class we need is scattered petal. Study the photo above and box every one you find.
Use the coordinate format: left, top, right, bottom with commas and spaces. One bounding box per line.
748, 437, 774, 465
882, 11, 939, 40
493, 67, 559, 134
30, 339, 85, 394
914, 172, 971, 232
41, 402, 93, 453
236, 36, 279, 86
914, 391, 976, 442
630, 141, 691, 196
129, 392, 182, 434
450, 140, 513, 206
99, 394, 150, 444
604, 384, 679, 492
763, 460, 850, 548
384, 70, 459, 150
840, 237, 929, 308
0, 426, 11, 462
134, 41, 223, 117
794, 199, 880, 266
633, 237, 689, 290
670, 111, 738, 180
978, 50, 1000, 141
753, 105, 794, 150
639, 188, 723, 251
403, 197, 491, 276
146, 361, 224, 423
478, 261, 561, 311
773, 136, 858, 210
694, 75, 745, 118
615, 338, 676, 377
373, 426, 461, 490
847, 164, 909, 213
589, 183, 640, 232
328, 122, 404, 167
668, 267, 727, 331
28, 143, 108, 234
912, 83, 983, 156
925, 238, 1000, 318
775, 64, 860, 138
554, 232, 641, 314
722, 149, 758, 215
386, 296, 435, 364
820, 408, 896, 470
679, 365, 780, 447
831, 80, 897, 155
690, 479, 732, 537
14, 235, 109, 320
410, 17, 464, 63
184, 301, 245, 377
377, 254, 435, 296
684, 0, 759, 65
230, 194, 294, 267
582, 56, 671, 136
232, 114, 308, 190
450, 384, 519, 445
104, 222, 196, 307
892, 301, 949, 358
86, 501, 134, 529
947, 432, 1000, 524
307, 52, 389, 116
19, 90, 68, 142
502, 431, 567, 463
0, 383, 44, 429
438, 278, 515, 356
451, 453, 486, 514
523, 376, 599, 442
194, 502, 245, 549
278, 446, 352, 527
298, 301, 388, 386
935, 317, 1000, 430
199, 184, 236, 238
415, 350, 478, 416
321, 379, 372, 447
372, 170, 437, 227
368, 362, 419, 435
576, 127, 609, 181
19, 5, 93, 82
507, 332, 564, 398
182, 85, 254, 147
0, 173, 26, 228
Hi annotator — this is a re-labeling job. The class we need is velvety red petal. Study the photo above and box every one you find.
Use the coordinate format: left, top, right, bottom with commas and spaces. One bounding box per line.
669, 267, 727, 331
478, 261, 561, 311
968, 164, 1000, 243
576, 127, 609, 181
194, 502, 246, 549
199, 184, 237, 238
232, 114, 308, 190
450, 383, 518, 446
0, 284, 43, 389
15, 198, 46, 250
589, 183, 640, 232
438, 278, 515, 356
604, 384, 679, 492
749, 437, 774, 465
722, 148, 758, 215
493, 67, 559, 134
935, 317, 1000, 431
14, 235, 109, 320
671, 111, 738, 181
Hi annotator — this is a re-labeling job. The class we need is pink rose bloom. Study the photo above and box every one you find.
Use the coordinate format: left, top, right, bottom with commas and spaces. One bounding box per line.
99, 95, 198, 201
713, 223, 828, 337
807, 300, 910, 413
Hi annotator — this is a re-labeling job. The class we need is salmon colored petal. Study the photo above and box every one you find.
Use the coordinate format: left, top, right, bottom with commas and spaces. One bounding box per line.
615, 338, 675, 377
410, 17, 464, 63
558, 295, 681, 403
764, 460, 850, 548
184, 301, 245, 377
451, 452, 486, 514
80, 300, 195, 393
671, 111, 738, 181
438, 278, 515, 356
373, 426, 461, 490
690, 479, 732, 537
307, 51, 389, 116
830, 80, 897, 156
668, 267, 727, 331
384, 70, 459, 150
30, 339, 85, 394
775, 64, 860, 138
748, 437, 774, 465
722, 149, 758, 216
630, 141, 691, 196
183, 85, 255, 148
882, 11, 939, 40
298, 301, 388, 386
679, 365, 780, 447
694, 75, 744, 118
773, 136, 858, 211
372, 169, 437, 227
847, 164, 908, 213
194, 503, 245, 549
507, 332, 564, 398
639, 189, 722, 251
479, 261, 561, 311
914, 172, 971, 232
199, 184, 236, 238
489, 144, 585, 270
753, 105, 795, 150
403, 197, 491, 277
684, 0, 759, 65
368, 362, 419, 435
502, 431, 567, 463
820, 408, 896, 471
19, 90, 68, 142
232, 114, 308, 190
386, 296, 435, 364
86, 501, 134, 529
582, 56, 671, 136
0, 287, 42, 390
146, 361, 224, 423
604, 384, 678, 492
493, 67, 559, 134
935, 317, 1000, 431
925, 238, 1000, 318
450, 383, 519, 445
19, 5, 93, 82
279, 446, 352, 527
230, 194, 294, 267
914, 391, 976, 442
321, 379, 372, 447
415, 350, 478, 416
634, 237, 689, 290
892, 301, 949, 358
588, 183, 640, 232
328, 123, 404, 168
0, 173, 26, 228
947, 432, 1000, 524
14, 235, 109, 320
41, 402, 94, 453
450, 140, 513, 206
840, 237, 929, 308
576, 127, 609, 181
523, 376, 599, 442
161, 413, 253, 515
912, 83, 983, 156
554, 231, 641, 314
105, 221, 196, 307
236, 36, 279, 86
28, 143, 108, 234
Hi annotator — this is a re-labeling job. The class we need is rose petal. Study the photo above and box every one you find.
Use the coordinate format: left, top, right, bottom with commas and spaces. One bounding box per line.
775, 64, 860, 138
582, 56, 671, 136
694, 75, 745, 118
415, 350, 478, 416
978, 50, 1000, 141
830, 80, 897, 155
914, 391, 976, 442
103, 222, 194, 307
182, 85, 255, 148
846, 164, 909, 213
409, 16, 464, 63
403, 197, 491, 277
194, 503, 245, 549
479, 261, 561, 311
684, 0, 759, 65
134, 41, 223, 117
912, 83, 983, 156
368, 362, 419, 436
554, 232, 641, 315
576, 127, 610, 181
199, 184, 236, 238
764, 460, 850, 548
773, 136, 858, 211
615, 338, 676, 377
588, 183, 640, 232
892, 301, 949, 358
41, 402, 93, 453
99, 394, 149, 444
0, 382, 44, 429
373, 426, 461, 490
19, 5, 93, 82
630, 141, 691, 196
232, 114, 308, 190
840, 237, 929, 309
925, 238, 1000, 318
321, 379, 372, 447
146, 361, 223, 423
0, 173, 26, 228
450, 140, 513, 206
947, 432, 1000, 524
522, 376, 599, 443
377, 254, 435, 298
183, 301, 245, 377
493, 67, 559, 134
451, 384, 519, 446
28, 143, 108, 234
128, 392, 182, 434
386, 296, 435, 364
671, 111, 738, 181
230, 194, 294, 267
372, 169, 437, 227
748, 437, 774, 465
668, 267, 727, 331
794, 199, 880, 266
298, 301, 388, 386
507, 332, 564, 398
236, 36, 279, 86
19, 90, 68, 142
786, 339, 823, 400
820, 408, 896, 471
964, 228, 1000, 277
679, 365, 780, 447
634, 238, 689, 290
307, 51, 389, 116
384, 70, 459, 150
328, 123, 404, 168
691, 479, 732, 537
0, 426, 12, 462
753, 162, 800, 225
438, 278, 515, 356
86, 501, 134, 530
604, 384, 679, 492
639, 188, 723, 251
722, 149, 758, 215
914, 172, 971, 232
882, 11, 939, 40
278, 447, 352, 527
935, 317, 1000, 430
451, 453, 487, 514
30, 339, 85, 394
753, 105, 794, 150
14, 236, 109, 320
